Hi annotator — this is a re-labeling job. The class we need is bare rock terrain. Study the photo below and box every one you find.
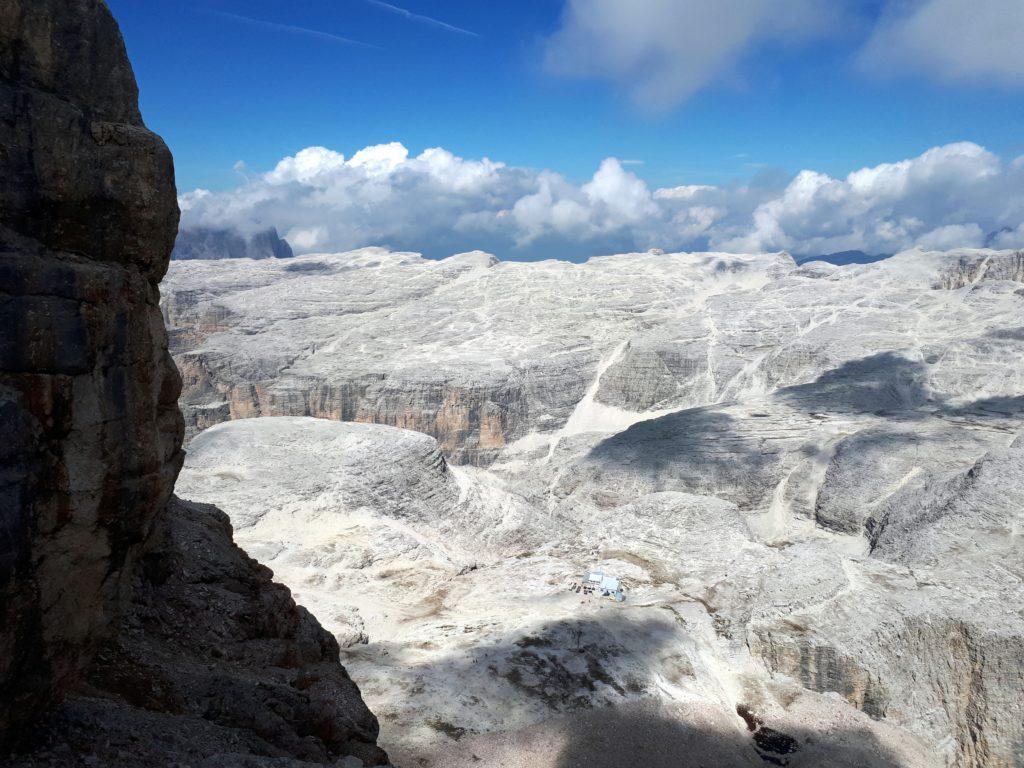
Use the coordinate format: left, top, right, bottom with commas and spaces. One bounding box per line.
170, 245, 1024, 767
1, 0, 183, 734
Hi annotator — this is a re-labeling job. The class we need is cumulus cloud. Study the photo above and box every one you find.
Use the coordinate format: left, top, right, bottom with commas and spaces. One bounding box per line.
542, 0, 845, 110
177, 141, 1024, 261
716, 142, 1022, 254
858, 0, 1024, 84
510, 159, 661, 245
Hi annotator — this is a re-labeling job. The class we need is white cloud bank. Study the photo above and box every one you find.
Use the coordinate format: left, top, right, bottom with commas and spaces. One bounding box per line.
178, 141, 1024, 260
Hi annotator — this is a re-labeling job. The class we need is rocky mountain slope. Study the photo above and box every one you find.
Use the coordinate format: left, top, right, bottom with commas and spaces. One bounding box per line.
169, 248, 1024, 765
0, 1, 385, 764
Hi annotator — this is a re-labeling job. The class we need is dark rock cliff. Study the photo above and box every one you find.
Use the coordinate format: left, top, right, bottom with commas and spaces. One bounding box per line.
0, 0, 184, 733
0, 1, 386, 763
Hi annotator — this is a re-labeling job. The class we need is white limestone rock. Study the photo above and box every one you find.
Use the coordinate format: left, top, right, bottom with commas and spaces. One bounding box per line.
168, 246, 1024, 767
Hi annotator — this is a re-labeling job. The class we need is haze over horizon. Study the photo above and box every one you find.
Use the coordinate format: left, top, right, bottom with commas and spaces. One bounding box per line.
109, 0, 1024, 260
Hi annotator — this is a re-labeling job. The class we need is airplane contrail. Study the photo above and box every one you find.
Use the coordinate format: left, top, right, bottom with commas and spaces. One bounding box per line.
362, 0, 478, 37
210, 9, 382, 50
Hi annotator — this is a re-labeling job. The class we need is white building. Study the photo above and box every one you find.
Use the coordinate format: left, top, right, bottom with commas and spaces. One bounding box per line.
584, 570, 625, 601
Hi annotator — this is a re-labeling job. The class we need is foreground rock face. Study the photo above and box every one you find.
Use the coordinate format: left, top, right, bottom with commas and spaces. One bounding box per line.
0, 1, 385, 763
8, 496, 384, 767
0, 0, 183, 736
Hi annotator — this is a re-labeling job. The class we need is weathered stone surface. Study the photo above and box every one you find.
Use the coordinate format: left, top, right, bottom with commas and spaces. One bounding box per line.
1, 2, 386, 764
933, 250, 1024, 289
7, 496, 386, 767
0, 0, 183, 738
169, 243, 1024, 766
0, 0, 178, 279
162, 247, 1024, 470
161, 248, 790, 462
176, 416, 947, 767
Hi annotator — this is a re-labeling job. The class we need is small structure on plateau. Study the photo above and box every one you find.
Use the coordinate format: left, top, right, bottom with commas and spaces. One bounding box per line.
584, 570, 626, 602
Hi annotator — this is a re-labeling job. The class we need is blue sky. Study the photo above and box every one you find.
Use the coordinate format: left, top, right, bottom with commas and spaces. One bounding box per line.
109, 0, 1024, 191
107, 0, 1024, 260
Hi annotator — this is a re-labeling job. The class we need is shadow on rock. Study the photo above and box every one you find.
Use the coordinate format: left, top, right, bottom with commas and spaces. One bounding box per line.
774, 351, 1024, 424
986, 326, 1024, 341
395, 700, 912, 768
773, 352, 931, 415
368, 615, 920, 768
582, 408, 781, 510
552, 703, 909, 768
946, 394, 1024, 418
353, 615, 682, 721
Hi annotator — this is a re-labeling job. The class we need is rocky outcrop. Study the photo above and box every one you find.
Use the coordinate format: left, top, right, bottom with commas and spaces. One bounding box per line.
8, 497, 385, 767
174, 416, 955, 766
0, 0, 183, 737
168, 361, 538, 465
933, 250, 1024, 289
161, 238, 1024, 764
1, 0, 385, 763
160, 249, 795, 461
170, 382, 1021, 765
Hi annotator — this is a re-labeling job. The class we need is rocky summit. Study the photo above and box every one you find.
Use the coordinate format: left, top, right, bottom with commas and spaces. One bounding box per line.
168, 247, 1024, 766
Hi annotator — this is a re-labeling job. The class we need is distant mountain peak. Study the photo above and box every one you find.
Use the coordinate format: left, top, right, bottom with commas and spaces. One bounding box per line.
172, 226, 294, 260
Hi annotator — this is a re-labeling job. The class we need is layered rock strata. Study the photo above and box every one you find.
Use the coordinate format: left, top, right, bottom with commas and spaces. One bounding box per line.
162, 247, 1024, 467
0, 0, 183, 735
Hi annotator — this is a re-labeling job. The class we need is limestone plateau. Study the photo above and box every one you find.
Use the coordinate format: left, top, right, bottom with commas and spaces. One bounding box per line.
0, 1, 386, 765
167, 246, 1024, 766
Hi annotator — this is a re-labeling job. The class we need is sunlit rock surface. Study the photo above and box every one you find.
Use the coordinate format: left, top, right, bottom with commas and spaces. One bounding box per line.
171, 247, 1024, 766
164, 247, 1024, 467
163, 248, 789, 462
178, 385, 1022, 766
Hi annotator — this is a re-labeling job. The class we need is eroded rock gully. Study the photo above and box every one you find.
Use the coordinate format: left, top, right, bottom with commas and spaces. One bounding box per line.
0, 1, 386, 764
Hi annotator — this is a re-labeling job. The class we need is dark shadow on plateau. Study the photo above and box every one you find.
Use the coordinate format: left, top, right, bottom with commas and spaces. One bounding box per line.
368, 617, 908, 768
774, 351, 1024, 425
551, 703, 908, 768
283, 259, 337, 274
576, 351, 1023, 515
583, 408, 782, 509
986, 326, 1024, 340
773, 352, 931, 415
947, 394, 1024, 418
